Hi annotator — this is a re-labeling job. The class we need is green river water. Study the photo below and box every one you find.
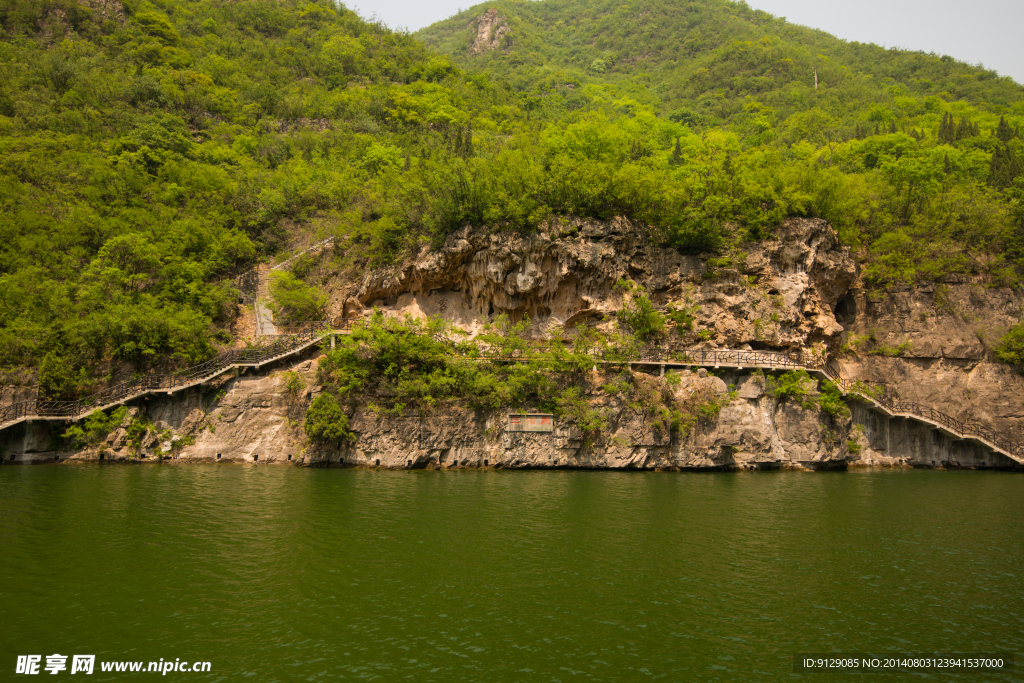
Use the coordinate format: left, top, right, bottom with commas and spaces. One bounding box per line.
0, 465, 1021, 681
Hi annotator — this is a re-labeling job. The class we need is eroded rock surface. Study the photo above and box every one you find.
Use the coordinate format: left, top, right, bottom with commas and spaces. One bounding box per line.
342, 217, 856, 350
469, 8, 510, 54
3, 217, 1021, 471
837, 281, 1024, 444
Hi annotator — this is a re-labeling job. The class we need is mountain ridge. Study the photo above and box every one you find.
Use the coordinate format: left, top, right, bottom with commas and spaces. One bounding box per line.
415, 0, 1023, 128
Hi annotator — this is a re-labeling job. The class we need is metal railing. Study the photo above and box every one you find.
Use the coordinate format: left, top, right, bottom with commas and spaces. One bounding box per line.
817, 359, 1020, 460
270, 236, 336, 272
0, 321, 338, 426
1, 327, 1020, 462
471, 344, 1022, 461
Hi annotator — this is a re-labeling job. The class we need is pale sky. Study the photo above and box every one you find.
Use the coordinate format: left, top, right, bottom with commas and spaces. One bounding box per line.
349, 0, 1024, 84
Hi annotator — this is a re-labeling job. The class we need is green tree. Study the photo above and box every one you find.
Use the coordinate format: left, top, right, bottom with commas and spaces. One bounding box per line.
63, 406, 128, 448
766, 370, 818, 409
669, 137, 683, 166
38, 351, 78, 400
304, 394, 354, 446
996, 116, 1015, 143
994, 322, 1024, 366
938, 112, 956, 144
989, 145, 1023, 189
268, 272, 328, 323
615, 279, 665, 342
955, 117, 974, 141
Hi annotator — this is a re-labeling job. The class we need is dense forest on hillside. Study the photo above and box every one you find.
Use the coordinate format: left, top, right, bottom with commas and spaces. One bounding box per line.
1, 0, 1023, 400
416, 0, 1024, 126
0, 0, 518, 397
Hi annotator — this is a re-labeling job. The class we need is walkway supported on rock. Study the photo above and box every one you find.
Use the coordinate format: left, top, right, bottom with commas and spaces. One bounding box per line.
1, 328, 1020, 466
0, 321, 352, 434
613, 350, 1022, 466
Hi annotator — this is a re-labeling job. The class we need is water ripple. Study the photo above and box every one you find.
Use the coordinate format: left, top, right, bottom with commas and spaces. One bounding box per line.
0, 466, 1021, 681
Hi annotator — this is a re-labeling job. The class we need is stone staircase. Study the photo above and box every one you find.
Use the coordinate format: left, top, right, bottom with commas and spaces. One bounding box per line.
254, 264, 276, 337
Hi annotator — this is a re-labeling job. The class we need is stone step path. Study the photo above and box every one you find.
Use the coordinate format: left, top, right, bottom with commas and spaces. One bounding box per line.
235, 239, 339, 338
270, 236, 336, 272
613, 351, 1022, 465
254, 264, 276, 336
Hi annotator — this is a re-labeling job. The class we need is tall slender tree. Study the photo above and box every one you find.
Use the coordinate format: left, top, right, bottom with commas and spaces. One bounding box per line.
938, 112, 957, 144
669, 137, 683, 166
990, 144, 1023, 189
955, 117, 973, 140
996, 116, 1014, 143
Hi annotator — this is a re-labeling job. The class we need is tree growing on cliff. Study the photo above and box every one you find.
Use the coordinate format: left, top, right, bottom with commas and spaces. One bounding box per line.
615, 279, 665, 342
304, 394, 354, 446
38, 350, 79, 401
994, 322, 1024, 367
62, 406, 128, 449
766, 370, 818, 410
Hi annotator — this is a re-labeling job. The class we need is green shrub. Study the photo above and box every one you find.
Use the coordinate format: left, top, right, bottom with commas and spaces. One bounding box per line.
615, 279, 665, 342
868, 340, 913, 357
666, 300, 699, 333
545, 386, 609, 445
767, 370, 818, 409
994, 322, 1024, 365
38, 350, 81, 400
125, 416, 152, 457
819, 380, 850, 419
283, 371, 306, 401
304, 394, 354, 447
268, 271, 328, 323
698, 395, 726, 423
63, 406, 128, 449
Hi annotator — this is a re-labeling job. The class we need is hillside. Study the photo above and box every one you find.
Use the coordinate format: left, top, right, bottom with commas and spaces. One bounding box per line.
416, 0, 1024, 127
415, 0, 1024, 358
0, 0, 522, 397
1, 0, 1023, 409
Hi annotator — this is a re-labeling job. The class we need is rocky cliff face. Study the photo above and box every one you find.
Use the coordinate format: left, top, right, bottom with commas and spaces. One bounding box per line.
339, 217, 856, 350
3, 218, 1021, 470
469, 8, 510, 55
12, 347, 1013, 470
835, 279, 1024, 447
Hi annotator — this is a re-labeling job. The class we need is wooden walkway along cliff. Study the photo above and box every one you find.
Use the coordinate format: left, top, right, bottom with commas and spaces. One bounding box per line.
1, 329, 1021, 465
